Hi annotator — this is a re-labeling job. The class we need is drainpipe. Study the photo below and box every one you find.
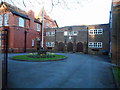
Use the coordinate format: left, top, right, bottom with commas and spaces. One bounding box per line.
24, 30, 27, 53
3, 28, 8, 89
55, 29, 56, 51
86, 26, 89, 54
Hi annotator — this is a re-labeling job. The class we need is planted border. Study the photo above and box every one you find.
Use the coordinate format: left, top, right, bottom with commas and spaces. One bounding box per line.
12, 54, 67, 62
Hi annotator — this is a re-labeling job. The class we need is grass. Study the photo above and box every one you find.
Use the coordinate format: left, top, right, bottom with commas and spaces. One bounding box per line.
12, 54, 67, 61
113, 67, 120, 86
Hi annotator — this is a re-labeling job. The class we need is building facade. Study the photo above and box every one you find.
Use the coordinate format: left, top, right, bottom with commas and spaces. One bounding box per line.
110, 0, 120, 66
0, 2, 42, 53
46, 24, 110, 54
36, 9, 58, 48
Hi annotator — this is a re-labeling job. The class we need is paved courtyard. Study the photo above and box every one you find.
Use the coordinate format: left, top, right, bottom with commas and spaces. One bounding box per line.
7, 53, 116, 88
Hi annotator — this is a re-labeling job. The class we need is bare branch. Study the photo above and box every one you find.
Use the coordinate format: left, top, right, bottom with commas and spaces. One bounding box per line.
35, 0, 41, 5
22, 0, 26, 7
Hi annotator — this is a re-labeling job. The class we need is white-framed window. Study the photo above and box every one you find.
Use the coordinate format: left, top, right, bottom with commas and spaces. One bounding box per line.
88, 42, 102, 48
46, 42, 55, 47
73, 31, 78, 36
4, 13, 9, 26
19, 17, 24, 27
46, 32, 50, 36
51, 42, 55, 47
0, 15, 2, 27
0, 31, 1, 47
32, 39, 35, 47
46, 23, 50, 28
69, 31, 73, 36
64, 31, 68, 36
46, 32, 55, 36
51, 32, 55, 36
89, 29, 103, 35
37, 24, 41, 31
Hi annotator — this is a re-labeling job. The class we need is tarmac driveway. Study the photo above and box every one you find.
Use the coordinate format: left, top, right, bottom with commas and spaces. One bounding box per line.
7, 53, 116, 88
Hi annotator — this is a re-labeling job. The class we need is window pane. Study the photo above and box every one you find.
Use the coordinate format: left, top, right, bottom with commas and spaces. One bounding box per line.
4, 13, 9, 26
37, 24, 40, 31
19, 17, 24, 27
0, 15, 2, 27
89, 42, 102, 48
64, 31, 67, 36
46, 23, 50, 28
32, 39, 34, 46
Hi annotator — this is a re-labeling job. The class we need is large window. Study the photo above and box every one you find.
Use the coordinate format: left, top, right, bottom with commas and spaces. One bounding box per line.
89, 29, 103, 35
37, 24, 41, 31
46, 32, 55, 36
46, 23, 50, 28
69, 31, 73, 36
51, 32, 55, 36
19, 17, 24, 27
46, 42, 55, 47
0, 15, 2, 27
73, 31, 78, 36
4, 13, 9, 26
46, 32, 50, 36
64, 31, 68, 36
32, 39, 35, 47
0, 31, 1, 47
88, 42, 102, 48
64, 31, 78, 36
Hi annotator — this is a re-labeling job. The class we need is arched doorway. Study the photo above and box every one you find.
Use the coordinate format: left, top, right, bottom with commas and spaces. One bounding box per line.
55, 42, 58, 51
58, 42, 64, 51
67, 42, 73, 52
76, 42, 83, 52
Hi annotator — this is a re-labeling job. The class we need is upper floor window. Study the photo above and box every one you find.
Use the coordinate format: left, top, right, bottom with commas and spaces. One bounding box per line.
0, 31, 1, 47
46, 32, 50, 36
51, 32, 55, 36
46, 32, 55, 36
46, 23, 50, 28
19, 17, 24, 27
4, 13, 9, 26
73, 31, 78, 36
64, 31, 78, 36
0, 15, 2, 27
69, 31, 73, 36
88, 42, 102, 48
89, 29, 103, 35
64, 31, 68, 36
37, 24, 41, 31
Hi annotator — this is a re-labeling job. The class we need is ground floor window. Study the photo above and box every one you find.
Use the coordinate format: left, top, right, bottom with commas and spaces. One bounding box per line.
88, 42, 102, 48
32, 39, 35, 47
46, 42, 55, 47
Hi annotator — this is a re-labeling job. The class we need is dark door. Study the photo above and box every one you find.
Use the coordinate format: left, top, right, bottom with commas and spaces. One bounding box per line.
58, 42, 64, 51
67, 42, 73, 52
76, 42, 83, 52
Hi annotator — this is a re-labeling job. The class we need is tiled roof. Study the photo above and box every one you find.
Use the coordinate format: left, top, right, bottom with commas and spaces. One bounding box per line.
0, 2, 30, 20
34, 18, 42, 24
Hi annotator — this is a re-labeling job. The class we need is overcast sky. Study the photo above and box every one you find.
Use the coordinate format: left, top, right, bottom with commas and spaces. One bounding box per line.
3, 0, 112, 27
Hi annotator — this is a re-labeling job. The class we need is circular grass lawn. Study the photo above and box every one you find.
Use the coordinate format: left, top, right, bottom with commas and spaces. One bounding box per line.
12, 54, 67, 62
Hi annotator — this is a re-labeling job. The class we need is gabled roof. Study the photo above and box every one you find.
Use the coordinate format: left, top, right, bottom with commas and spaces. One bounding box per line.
0, 2, 30, 20
34, 18, 42, 24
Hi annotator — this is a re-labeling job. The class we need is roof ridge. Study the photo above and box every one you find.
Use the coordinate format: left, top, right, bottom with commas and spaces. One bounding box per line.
2, 2, 27, 15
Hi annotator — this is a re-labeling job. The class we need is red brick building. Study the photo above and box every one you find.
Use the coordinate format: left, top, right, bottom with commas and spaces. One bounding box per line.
0, 2, 42, 52
36, 9, 58, 48
110, 0, 120, 66
45, 24, 110, 55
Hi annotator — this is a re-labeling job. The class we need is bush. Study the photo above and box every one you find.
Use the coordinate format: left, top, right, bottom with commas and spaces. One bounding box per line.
28, 52, 55, 58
